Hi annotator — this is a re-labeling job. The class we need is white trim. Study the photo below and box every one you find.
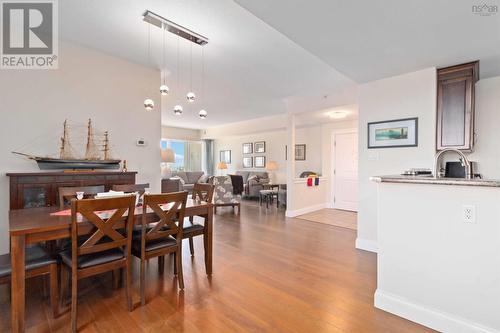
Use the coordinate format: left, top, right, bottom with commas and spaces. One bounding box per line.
331, 128, 358, 211
375, 290, 499, 333
355, 238, 378, 253
286, 203, 328, 217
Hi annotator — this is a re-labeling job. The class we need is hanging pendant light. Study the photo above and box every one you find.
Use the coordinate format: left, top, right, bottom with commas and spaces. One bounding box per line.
159, 23, 169, 96
199, 45, 208, 119
186, 39, 196, 103
173, 35, 183, 115
144, 23, 154, 111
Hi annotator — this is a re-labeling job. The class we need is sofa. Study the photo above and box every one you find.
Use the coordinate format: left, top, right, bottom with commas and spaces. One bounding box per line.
235, 171, 269, 197
161, 171, 208, 193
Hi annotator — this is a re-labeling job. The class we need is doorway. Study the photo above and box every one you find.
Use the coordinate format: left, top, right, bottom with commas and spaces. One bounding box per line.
332, 130, 358, 211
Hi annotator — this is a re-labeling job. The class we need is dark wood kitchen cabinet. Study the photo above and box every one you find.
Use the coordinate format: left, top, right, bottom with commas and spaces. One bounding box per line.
436, 61, 479, 151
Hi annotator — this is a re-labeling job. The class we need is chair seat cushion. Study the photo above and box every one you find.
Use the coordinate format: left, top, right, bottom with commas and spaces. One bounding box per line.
60, 248, 124, 269
131, 236, 177, 256
183, 222, 204, 236
0, 245, 57, 278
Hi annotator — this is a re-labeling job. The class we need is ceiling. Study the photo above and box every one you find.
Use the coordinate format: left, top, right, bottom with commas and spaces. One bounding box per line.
59, 0, 356, 129
235, 0, 500, 82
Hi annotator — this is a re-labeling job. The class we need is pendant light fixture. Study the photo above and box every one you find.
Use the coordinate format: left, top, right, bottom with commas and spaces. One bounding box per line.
144, 23, 154, 111
186, 39, 196, 103
199, 45, 207, 119
173, 34, 183, 115
159, 22, 169, 96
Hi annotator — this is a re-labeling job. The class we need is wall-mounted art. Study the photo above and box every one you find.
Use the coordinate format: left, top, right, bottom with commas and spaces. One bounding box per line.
295, 144, 306, 161
254, 156, 266, 168
220, 150, 231, 164
243, 143, 253, 154
254, 141, 266, 153
243, 156, 253, 168
368, 117, 418, 148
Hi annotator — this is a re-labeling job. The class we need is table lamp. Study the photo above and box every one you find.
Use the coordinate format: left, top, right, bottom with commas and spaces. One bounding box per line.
266, 161, 279, 184
161, 148, 175, 179
217, 161, 228, 176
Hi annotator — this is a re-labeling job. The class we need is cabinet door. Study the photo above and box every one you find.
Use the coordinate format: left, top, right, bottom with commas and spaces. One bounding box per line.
18, 184, 52, 209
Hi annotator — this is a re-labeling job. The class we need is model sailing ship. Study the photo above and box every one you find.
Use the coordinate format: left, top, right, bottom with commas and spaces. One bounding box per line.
13, 119, 121, 170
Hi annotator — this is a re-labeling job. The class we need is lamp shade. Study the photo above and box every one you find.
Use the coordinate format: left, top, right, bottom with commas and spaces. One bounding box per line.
266, 161, 278, 171
217, 161, 228, 170
161, 148, 175, 163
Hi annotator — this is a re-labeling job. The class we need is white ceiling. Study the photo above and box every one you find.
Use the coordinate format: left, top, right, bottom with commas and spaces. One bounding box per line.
235, 0, 500, 83
59, 0, 356, 129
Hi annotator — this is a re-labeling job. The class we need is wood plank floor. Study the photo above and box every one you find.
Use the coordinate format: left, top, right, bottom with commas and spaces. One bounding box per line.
0, 202, 435, 332
296, 209, 357, 230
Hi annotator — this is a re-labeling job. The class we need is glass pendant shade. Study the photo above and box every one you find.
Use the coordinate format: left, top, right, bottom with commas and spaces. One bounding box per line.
144, 98, 154, 111
160, 84, 169, 96
174, 105, 183, 115
186, 92, 196, 102
199, 109, 207, 119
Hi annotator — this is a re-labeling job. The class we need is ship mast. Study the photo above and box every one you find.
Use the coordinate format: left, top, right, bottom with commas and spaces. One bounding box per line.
59, 120, 74, 159
84, 118, 100, 160
103, 131, 110, 160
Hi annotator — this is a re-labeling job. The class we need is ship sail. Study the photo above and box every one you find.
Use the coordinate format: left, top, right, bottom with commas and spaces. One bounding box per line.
84, 119, 101, 160
59, 120, 75, 159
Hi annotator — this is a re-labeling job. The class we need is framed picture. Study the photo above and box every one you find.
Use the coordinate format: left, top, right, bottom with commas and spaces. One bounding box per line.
242, 143, 253, 154
243, 156, 253, 168
254, 156, 266, 168
220, 150, 231, 164
254, 141, 266, 153
295, 144, 306, 161
368, 117, 418, 149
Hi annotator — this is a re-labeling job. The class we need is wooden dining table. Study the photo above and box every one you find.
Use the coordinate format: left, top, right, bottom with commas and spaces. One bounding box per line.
8, 198, 213, 333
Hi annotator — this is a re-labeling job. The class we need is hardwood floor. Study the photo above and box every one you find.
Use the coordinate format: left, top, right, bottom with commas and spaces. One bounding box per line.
296, 209, 357, 230
0, 202, 435, 332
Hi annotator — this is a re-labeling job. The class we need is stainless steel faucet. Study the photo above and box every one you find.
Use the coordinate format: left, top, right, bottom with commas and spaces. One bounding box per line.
433, 148, 472, 179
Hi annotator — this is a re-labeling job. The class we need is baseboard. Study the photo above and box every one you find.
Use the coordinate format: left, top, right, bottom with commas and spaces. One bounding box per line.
355, 238, 378, 253
375, 290, 499, 333
286, 203, 328, 217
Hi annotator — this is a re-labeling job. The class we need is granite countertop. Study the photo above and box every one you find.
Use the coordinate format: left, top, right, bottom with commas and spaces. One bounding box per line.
370, 175, 500, 187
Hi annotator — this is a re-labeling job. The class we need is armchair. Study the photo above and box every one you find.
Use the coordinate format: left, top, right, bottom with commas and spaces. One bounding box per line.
211, 176, 241, 214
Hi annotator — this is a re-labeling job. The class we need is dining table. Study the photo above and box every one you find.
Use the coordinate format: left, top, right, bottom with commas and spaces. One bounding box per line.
8, 198, 213, 333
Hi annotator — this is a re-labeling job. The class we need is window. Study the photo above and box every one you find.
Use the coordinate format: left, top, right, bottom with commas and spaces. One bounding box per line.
161, 139, 202, 172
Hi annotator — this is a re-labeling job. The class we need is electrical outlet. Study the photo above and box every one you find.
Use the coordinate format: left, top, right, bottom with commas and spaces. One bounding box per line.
463, 205, 476, 224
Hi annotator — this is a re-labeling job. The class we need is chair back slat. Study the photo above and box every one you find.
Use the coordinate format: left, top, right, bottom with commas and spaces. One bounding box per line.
71, 196, 135, 257
59, 185, 105, 210
192, 183, 215, 203
141, 192, 188, 244
112, 183, 150, 196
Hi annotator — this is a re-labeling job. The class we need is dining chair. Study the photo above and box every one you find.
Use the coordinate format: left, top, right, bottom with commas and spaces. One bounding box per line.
0, 245, 59, 318
58, 185, 105, 210
111, 183, 150, 196
185, 183, 214, 256
133, 191, 187, 306
60, 195, 136, 333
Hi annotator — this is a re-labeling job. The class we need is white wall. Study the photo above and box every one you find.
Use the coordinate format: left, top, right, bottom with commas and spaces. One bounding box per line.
162, 126, 202, 141
358, 68, 437, 251
469, 76, 500, 178
0, 42, 161, 255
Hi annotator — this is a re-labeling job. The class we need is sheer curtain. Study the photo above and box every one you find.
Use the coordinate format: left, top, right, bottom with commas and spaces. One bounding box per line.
202, 139, 215, 176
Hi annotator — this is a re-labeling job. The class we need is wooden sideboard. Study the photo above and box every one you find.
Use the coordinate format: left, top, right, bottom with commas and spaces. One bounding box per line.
7, 171, 137, 210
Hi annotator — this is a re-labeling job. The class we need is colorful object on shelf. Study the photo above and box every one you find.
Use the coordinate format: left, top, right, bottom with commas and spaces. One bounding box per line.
306, 175, 320, 187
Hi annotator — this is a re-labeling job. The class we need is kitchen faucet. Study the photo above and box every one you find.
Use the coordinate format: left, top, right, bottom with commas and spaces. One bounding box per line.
433, 148, 472, 179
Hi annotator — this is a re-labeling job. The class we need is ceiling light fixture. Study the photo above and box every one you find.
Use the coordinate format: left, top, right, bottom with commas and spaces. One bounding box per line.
143, 23, 154, 111
159, 22, 169, 96
329, 111, 349, 119
186, 40, 196, 103
199, 45, 207, 119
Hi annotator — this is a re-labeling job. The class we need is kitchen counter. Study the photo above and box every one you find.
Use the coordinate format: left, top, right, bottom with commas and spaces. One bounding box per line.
370, 175, 500, 187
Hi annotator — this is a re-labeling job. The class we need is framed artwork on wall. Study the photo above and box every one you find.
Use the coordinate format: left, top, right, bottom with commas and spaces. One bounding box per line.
254, 156, 266, 168
254, 141, 266, 153
243, 156, 253, 168
220, 150, 231, 164
367, 117, 418, 148
295, 144, 306, 161
243, 143, 253, 154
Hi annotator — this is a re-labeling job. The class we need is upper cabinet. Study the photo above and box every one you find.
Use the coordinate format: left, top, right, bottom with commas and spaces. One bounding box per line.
436, 61, 479, 151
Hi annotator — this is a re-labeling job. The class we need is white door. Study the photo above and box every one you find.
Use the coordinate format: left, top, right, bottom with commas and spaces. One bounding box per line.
333, 131, 358, 211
